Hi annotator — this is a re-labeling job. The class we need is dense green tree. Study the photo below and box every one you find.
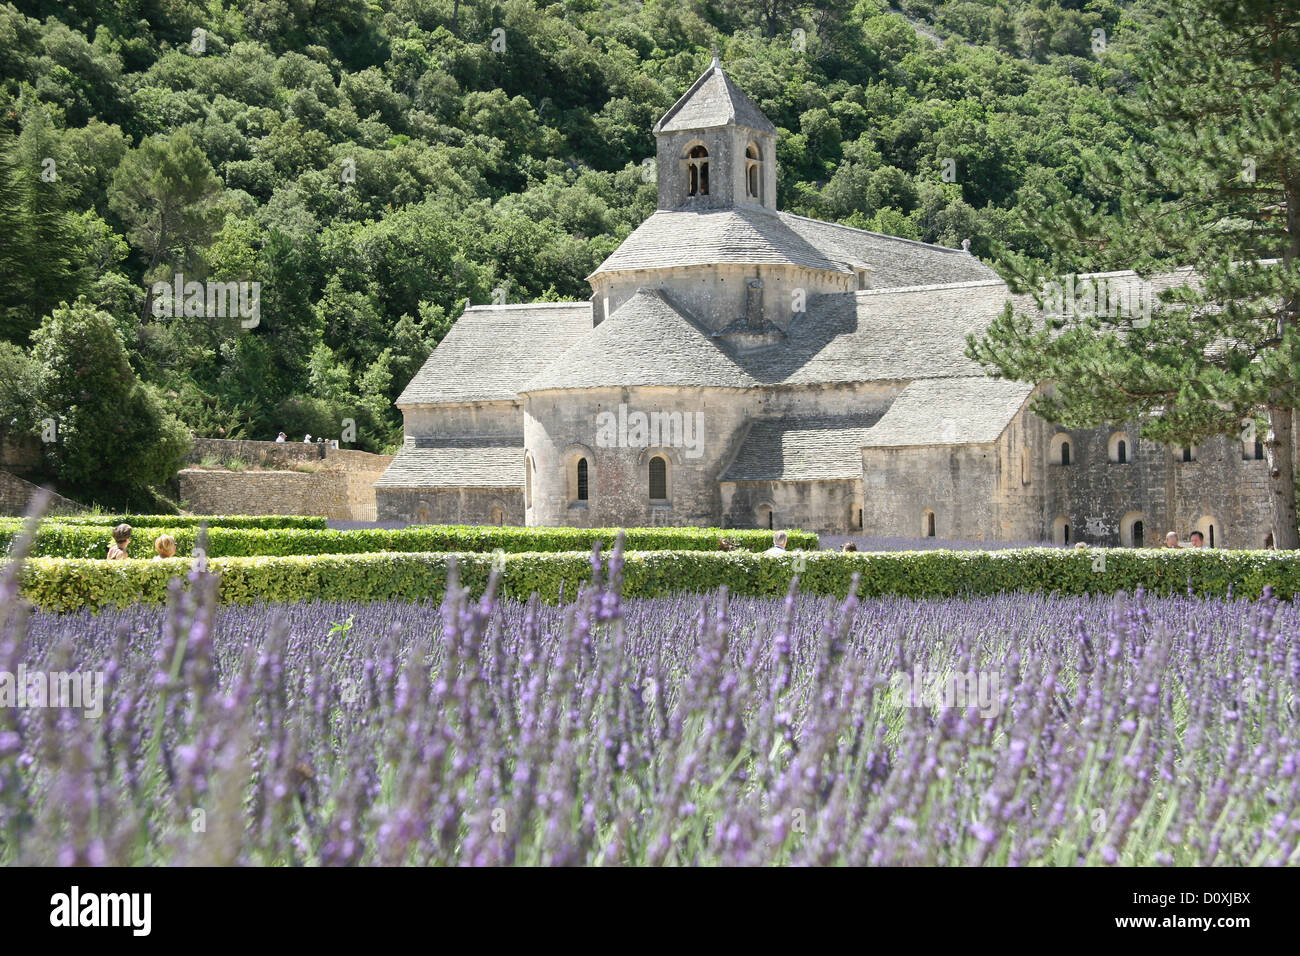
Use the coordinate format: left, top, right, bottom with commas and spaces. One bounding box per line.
107, 127, 223, 314
30, 300, 190, 506
0, 0, 1159, 489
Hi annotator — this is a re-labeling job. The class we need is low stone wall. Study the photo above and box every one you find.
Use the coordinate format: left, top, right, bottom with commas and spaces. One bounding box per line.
178, 446, 393, 520
186, 437, 323, 468
0, 471, 82, 517
0, 432, 42, 473
376, 487, 521, 525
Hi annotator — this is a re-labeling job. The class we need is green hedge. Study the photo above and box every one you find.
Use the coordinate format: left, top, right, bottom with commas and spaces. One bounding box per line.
14, 547, 1300, 612
0, 514, 329, 530
1, 524, 817, 560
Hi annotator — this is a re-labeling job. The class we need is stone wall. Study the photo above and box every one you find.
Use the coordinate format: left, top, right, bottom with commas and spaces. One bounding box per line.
0, 432, 42, 474
375, 487, 522, 525
654, 124, 777, 213
186, 437, 323, 468
1041, 423, 1274, 548
399, 401, 522, 439
179, 442, 393, 520
591, 263, 851, 332
720, 479, 861, 535
0, 471, 82, 517
524, 385, 753, 528
860, 443, 1003, 540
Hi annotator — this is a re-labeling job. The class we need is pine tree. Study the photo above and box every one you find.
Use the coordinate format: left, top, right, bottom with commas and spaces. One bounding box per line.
0, 135, 34, 343
969, 0, 1300, 549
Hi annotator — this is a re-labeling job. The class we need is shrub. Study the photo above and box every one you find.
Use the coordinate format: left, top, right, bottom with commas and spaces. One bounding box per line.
1, 524, 816, 559
14, 546, 1300, 612
1, 514, 329, 531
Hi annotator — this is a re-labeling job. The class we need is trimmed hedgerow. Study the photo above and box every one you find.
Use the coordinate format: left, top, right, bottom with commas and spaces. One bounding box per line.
0, 514, 329, 531
14, 547, 1300, 613
1, 525, 817, 560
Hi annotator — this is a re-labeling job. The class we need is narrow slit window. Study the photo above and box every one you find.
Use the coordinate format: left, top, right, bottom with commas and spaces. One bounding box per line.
648, 456, 667, 500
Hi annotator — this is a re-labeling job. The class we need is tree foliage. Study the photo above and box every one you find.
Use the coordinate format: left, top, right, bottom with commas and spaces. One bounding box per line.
0, 0, 1158, 502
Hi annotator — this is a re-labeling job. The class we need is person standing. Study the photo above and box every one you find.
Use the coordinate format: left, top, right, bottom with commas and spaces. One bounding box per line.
1164, 531, 1182, 548
1188, 531, 1205, 548
764, 530, 788, 555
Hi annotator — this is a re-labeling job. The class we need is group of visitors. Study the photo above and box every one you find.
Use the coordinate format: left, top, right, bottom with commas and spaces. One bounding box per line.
758, 530, 856, 554
1162, 531, 1207, 548
105, 524, 177, 561
272, 431, 339, 448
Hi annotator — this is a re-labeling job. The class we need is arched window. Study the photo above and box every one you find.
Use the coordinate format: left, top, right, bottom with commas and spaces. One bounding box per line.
1195, 515, 1220, 548
756, 504, 773, 530
687, 144, 710, 197
1050, 433, 1071, 466
1254, 439, 1265, 460
745, 143, 761, 199
576, 458, 589, 501
1053, 516, 1070, 545
490, 506, 504, 527
648, 455, 667, 501
1118, 440, 1127, 463
1108, 431, 1131, 464
923, 509, 936, 538
414, 506, 431, 525
1121, 511, 1145, 548
1181, 445, 1195, 463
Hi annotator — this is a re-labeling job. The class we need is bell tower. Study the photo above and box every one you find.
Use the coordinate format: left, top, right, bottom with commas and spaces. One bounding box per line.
652, 55, 779, 212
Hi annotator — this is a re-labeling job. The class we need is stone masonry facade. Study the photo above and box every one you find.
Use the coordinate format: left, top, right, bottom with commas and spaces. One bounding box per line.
375, 61, 1284, 548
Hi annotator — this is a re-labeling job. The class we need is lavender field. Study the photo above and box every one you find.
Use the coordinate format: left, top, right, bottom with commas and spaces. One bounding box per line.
1, 551, 1297, 866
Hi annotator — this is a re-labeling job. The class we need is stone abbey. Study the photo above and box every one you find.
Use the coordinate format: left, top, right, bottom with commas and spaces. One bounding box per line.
375, 60, 1274, 547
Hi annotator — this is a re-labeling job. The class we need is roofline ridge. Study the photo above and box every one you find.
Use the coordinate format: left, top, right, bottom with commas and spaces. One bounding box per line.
776, 210, 979, 255
653, 61, 777, 135
465, 300, 591, 312
653, 64, 721, 133
854, 278, 1008, 296
414, 434, 525, 442
1064, 265, 1198, 281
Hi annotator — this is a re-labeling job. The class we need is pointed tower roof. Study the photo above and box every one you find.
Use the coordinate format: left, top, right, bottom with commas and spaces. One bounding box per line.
654, 58, 777, 135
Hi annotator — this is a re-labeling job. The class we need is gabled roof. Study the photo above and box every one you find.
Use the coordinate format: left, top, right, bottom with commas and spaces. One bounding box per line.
719, 414, 884, 482
654, 62, 777, 135
776, 213, 998, 287
589, 208, 849, 277
521, 289, 758, 393
396, 302, 593, 405
733, 280, 1026, 386
860, 377, 1035, 448
519, 281, 1033, 393
374, 436, 523, 488
588, 206, 999, 286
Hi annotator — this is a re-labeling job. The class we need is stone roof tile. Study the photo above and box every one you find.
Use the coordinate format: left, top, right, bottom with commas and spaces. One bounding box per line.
521, 289, 758, 392
396, 302, 593, 405
589, 207, 998, 285
373, 436, 523, 488
861, 378, 1035, 448
732, 281, 1023, 386
720, 414, 883, 481
654, 64, 778, 135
